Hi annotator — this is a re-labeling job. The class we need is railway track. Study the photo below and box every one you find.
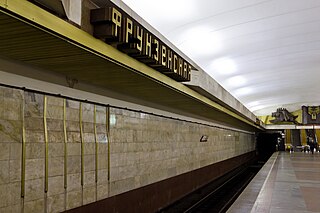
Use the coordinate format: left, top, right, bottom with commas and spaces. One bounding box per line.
159, 163, 261, 213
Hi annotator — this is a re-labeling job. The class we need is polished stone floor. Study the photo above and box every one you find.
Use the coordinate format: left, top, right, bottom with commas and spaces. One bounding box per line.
228, 151, 320, 213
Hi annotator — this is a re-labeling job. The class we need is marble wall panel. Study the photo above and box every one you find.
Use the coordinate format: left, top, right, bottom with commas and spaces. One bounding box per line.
0, 87, 23, 212
66, 190, 82, 210
81, 103, 97, 206
65, 99, 82, 209
83, 185, 96, 205
23, 92, 45, 213
47, 193, 65, 213
24, 198, 44, 213
0, 119, 22, 143
108, 107, 255, 197
0, 87, 255, 212
95, 107, 108, 201
46, 97, 65, 213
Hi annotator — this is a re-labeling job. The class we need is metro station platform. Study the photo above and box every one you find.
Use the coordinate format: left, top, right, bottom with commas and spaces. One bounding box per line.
228, 152, 320, 213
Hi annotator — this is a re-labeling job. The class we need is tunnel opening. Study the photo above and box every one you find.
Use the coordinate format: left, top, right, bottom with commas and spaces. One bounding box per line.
256, 132, 281, 162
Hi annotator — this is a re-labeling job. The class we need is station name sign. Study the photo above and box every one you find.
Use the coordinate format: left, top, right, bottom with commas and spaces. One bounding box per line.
90, 2, 192, 82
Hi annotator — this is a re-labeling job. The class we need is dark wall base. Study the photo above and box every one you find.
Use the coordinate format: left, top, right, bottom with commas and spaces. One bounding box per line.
65, 151, 256, 213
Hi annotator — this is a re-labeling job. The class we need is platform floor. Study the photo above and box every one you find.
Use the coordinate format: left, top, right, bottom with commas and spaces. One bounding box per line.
228, 151, 320, 213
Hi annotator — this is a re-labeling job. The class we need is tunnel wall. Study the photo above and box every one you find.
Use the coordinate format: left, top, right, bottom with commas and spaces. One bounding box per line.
0, 85, 255, 213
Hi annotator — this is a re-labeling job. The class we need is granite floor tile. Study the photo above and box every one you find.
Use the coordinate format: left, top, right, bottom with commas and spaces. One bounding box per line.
228, 152, 320, 213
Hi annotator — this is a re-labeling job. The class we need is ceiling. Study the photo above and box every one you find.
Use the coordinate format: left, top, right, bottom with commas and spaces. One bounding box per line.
121, 0, 320, 116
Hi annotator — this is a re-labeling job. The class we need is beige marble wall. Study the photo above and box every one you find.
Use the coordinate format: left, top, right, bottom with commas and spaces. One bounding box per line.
81, 103, 96, 206
23, 92, 45, 213
0, 87, 255, 212
64, 100, 109, 210
0, 86, 23, 213
46, 96, 65, 213
65, 99, 82, 210
108, 109, 255, 196
95, 106, 109, 201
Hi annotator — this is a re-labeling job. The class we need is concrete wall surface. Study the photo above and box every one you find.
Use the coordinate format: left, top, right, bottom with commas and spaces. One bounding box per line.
0, 85, 255, 213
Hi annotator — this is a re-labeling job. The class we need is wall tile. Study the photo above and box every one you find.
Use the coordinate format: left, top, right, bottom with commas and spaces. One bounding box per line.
0, 143, 9, 160
48, 157, 64, 177
66, 173, 81, 192
83, 133, 94, 143
47, 105, 63, 120
9, 160, 21, 182
48, 143, 64, 157
83, 122, 94, 133
47, 96, 63, 107
24, 198, 44, 213
9, 182, 21, 206
66, 190, 82, 210
97, 184, 108, 200
0, 203, 21, 213
84, 155, 95, 172
48, 131, 64, 144
25, 143, 45, 159
10, 143, 21, 160
83, 186, 96, 205
24, 131, 44, 143
109, 177, 135, 196
66, 109, 79, 122
67, 143, 81, 156
0, 119, 21, 143
2, 99, 21, 121
25, 159, 44, 180
66, 100, 79, 110
0, 184, 10, 207
96, 124, 106, 134
84, 171, 95, 187
98, 155, 108, 169
67, 131, 81, 143
24, 118, 43, 131
47, 193, 65, 213
83, 143, 95, 155
24, 178, 44, 202
67, 156, 81, 174
48, 176, 64, 196
97, 169, 108, 184
47, 119, 63, 131
0, 160, 9, 184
